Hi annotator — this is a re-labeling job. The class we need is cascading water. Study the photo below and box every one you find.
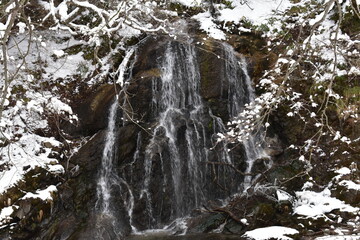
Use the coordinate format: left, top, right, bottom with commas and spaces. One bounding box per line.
95, 39, 270, 236
95, 99, 122, 239
221, 43, 268, 191
94, 49, 136, 239
135, 40, 268, 230
142, 41, 208, 225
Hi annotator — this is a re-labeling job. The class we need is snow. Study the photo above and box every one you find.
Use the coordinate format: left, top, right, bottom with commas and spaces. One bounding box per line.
218, 0, 292, 26
192, 12, 226, 40
115, 48, 135, 87
315, 236, 360, 240
172, 0, 201, 7
336, 167, 351, 175
0, 206, 15, 225
191, 0, 292, 39
5, 2, 16, 13
287, 112, 294, 117
21, 185, 57, 201
338, 180, 360, 191
302, 181, 314, 190
277, 190, 292, 201
45, 51, 91, 80
0, 134, 64, 194
47, 97, 74, 115
53, 50, 65, 58
294, 188, 359, 218
242, 226, 299, 240
0, 23, 6, 38
57, 2, 69, 21
16, 22, 26, 34
47, 165, 65, 174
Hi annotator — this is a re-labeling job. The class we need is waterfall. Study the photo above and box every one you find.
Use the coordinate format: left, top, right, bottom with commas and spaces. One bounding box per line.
95, 99, 122, 239
143, 41, 207, 224
222, 43, 267, 191
94, 49, 136, 238
97, 100, 119, 214
138, 41, 265, 229
95, 40, 270, 234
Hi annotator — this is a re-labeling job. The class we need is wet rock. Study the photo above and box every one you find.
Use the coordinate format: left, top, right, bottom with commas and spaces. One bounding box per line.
28, 131, 108, 239
252, 157, 272, 175
62, 84, 117, 136
187, 213, 226, 233
126, 72, 156, 123
222, 220, 245, 235
227, 33, 271, 81
332, 181, 360, 205
117, 124, 141, 163
197, 39, 226, 100
264, 135, 284, 157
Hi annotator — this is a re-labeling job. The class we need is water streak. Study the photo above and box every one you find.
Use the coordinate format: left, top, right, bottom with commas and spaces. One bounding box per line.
96, 99, 122, 239
222, 43, 267, 191
143, 41, 206, 221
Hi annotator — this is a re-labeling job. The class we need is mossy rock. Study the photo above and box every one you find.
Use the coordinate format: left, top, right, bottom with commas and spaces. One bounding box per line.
64, 44, 84, 56
288, 5, 308, 16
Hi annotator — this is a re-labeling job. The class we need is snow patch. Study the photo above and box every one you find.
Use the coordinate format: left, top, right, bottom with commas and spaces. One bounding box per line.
0, 134, 64, 194
21, 185, 57, 201
47, 97, 73, 115
218, 0, 292, 26
171, 0, 201, 7
294, 188, 359, 218
192, 12, 226, 40
115, 48, 135, 87
336, 167, 351, 176
315, 236, 360, 240
0, 206, 16, 226
242, 226, 299, 240
53, 50, 65, 58
338, 180, 360, 191
277, 190, 292, 202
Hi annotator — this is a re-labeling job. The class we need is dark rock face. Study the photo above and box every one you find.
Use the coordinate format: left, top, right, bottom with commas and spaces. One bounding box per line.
64, 84, 117, 136
38, 130, 107, 240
